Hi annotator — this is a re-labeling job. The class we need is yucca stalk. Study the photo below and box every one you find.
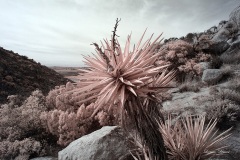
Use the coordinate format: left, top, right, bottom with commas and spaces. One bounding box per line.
71, 19, 176, 159
123, 96, 168, 160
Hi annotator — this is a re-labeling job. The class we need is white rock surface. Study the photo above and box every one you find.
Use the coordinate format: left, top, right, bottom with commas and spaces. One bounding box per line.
58, 126, 131, 160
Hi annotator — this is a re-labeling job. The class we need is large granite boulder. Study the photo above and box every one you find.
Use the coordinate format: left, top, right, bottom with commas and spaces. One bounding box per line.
220, 40, 240, 64
208, 41, 230, 54
58, 126, 132, 160
212, 5, 240, 44
206, 5, 240, 56
212, 21, 238, 43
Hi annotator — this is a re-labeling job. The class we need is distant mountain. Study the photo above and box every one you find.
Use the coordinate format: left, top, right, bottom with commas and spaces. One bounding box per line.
0, 47, 71, 104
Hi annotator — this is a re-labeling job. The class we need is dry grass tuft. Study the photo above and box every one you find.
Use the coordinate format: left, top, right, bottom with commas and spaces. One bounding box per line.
219, 88, 240, 104
178, 81, 204, 93
205, 99, 239, 130
159, 115, 231, 160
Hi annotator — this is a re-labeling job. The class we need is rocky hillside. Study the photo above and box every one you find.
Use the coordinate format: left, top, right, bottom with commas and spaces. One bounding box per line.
0, 47, 71, 104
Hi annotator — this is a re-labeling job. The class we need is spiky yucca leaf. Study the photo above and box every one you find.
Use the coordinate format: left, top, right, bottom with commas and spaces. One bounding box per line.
70, 31, 175, 116
159, 115, 231, 160
158, 115, 186, 159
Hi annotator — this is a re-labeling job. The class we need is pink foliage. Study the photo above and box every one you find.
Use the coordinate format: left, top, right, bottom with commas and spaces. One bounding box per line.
42, 83, 121, 146
158, 40, 211, 79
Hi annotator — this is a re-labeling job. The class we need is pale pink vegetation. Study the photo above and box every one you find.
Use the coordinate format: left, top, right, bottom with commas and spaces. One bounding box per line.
160, 40, 193, 62
158, 40, 211, 78
0, 138, 42, 160
42, 83, 120, 146
68, 31, 176, 117
0, 90, 46, 159
159, 115, 231, 160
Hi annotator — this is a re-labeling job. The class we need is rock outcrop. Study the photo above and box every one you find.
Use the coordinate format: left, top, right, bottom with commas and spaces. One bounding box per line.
229, 5, 240, 29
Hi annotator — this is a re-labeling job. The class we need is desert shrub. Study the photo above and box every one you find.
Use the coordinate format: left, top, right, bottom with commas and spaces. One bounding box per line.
220, 89, 240, 104
42, 82, 121, 146
225, 76, 240, 92
0, 90, 46, 140
0, 138, 42, 160
157, 40, 211, 81
41, 109, 88, 146
158, 40, 193, 68
193, 33, 211, 50
205, 84, 240, 129
205, 99, 239, 130
179, 83, 199, 92
178, 80, 204, 93
5, 95, 23, 108
0, 90, 50, 159
214, 77, 240, 103
46, 82, 76, 111
40, 104, 120, 146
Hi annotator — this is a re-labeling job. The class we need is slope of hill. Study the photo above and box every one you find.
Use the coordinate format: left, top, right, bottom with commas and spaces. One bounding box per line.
0, 47, 71, 104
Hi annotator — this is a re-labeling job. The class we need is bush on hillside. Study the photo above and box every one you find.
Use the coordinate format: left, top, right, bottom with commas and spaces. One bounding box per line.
157, 40, 211, 81
41, 82, 121, 146
0, 90, 49, 159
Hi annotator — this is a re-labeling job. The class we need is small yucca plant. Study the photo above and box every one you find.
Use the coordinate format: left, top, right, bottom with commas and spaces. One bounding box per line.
159, 115, 231, 160
69, 19, 176, 159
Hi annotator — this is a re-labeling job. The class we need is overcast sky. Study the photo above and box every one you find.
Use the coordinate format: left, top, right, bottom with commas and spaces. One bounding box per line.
0, 0, 239, 67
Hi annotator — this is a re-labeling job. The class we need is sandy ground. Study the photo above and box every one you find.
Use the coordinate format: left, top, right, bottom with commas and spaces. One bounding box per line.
50, 66, 84, 82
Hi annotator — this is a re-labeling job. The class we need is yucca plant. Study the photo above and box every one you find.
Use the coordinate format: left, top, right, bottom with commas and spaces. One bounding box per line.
159, 115, 231, 160
69, 19, 176, 159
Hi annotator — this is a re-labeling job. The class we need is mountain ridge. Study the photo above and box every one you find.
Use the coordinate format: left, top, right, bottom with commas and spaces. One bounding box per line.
0, 47, 71, 104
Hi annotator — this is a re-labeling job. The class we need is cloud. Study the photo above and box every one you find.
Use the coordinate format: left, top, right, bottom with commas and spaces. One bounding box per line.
0, 0, 239, 67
